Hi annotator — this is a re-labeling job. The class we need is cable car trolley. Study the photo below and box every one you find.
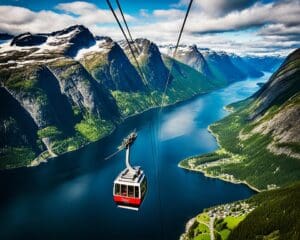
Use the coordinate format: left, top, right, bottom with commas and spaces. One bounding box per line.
106, 131, 147, 211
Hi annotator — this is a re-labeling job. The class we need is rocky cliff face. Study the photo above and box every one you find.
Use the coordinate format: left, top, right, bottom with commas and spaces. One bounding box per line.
49, 58, 120, 121
0, 87, 39, 150
11, 33, 47, 47
167, 45, 212, 78
246, 49, 300, 159
120, 38, 170, 90
250, 49, 300, 118
1, 66, 70, 129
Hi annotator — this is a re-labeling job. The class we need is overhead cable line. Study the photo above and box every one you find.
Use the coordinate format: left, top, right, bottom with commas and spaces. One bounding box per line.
160, 0, 194, 108
106, 0, 151, 93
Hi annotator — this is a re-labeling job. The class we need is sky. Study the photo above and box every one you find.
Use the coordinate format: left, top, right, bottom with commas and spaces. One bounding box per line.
0, 0, 299, 56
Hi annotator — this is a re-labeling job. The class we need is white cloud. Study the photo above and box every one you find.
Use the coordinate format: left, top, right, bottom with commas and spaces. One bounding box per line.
153, 9, 185, 19
183, 1, 300, 34
56, 1, 135, 25
0, 6, 76, 35
260, 24, 300, 38
0, 2, 135, 35
0, 0, 298, 56
122, 0, 299, 56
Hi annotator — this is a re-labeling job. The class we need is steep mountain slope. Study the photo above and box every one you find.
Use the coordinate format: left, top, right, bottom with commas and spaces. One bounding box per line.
161, 45, 283, 84
0, 25, 120, 169
202, 50, 247, 84
77, 37, 145, 92
244, 55, 283, 73
120, 38, 170, 90
180, 48, 300, 190
162, 56, 216, 101
0, 87, 41, 168
230, 54, 263, 78
169, 45, 212, 78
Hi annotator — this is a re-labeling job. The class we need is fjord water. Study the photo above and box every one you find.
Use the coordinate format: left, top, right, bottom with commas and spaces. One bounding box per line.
0, 74, 270, 240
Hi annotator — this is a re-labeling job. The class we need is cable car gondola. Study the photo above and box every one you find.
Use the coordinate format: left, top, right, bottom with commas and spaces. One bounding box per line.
107, 131, 147, 210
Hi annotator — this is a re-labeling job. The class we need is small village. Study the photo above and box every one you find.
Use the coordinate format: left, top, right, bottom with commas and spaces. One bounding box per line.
207, 201, 256, 219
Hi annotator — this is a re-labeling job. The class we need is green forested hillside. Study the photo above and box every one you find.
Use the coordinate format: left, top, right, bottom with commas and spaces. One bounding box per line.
182, 182, 300, 240
180, 49, 300, 190
229, 182, 300, 240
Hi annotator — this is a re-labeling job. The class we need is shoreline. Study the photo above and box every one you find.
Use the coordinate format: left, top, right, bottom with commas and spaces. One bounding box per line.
178, 163, 261, 193
178, 106, 262, 193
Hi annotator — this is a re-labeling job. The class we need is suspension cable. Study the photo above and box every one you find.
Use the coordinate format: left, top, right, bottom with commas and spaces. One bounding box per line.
115, 0, 143, 59
106, 0, 151, 91
115, 0, 134, 45
160, 0, 194, 108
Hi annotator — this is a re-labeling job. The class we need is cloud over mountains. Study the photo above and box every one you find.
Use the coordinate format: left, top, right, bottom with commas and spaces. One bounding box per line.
0, 0, 299, 56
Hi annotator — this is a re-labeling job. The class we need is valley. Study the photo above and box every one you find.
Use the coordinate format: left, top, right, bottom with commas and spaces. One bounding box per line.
0, 25, 281, 170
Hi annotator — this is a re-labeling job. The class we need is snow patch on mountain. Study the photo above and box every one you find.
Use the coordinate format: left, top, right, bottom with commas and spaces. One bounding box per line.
74, 40, 107, 60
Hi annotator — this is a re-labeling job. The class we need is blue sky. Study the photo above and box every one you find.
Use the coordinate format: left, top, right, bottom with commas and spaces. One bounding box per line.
0, 0, 299, 56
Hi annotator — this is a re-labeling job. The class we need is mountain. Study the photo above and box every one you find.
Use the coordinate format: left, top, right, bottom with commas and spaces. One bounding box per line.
160, 45, 284, 84
77, 37, 145, 92
229, 53, 263, 78
0, 25, 120, 169
163, 44, 212, 78
202, 49, 247, 83
0, 25, 215, 169
120, 38, 170, 90
49, 25, 96, 57
180, 48, 300, 191
244, 55, 283, 72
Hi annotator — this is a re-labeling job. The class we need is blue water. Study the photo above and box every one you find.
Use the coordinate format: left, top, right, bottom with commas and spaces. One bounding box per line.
0, 74, 270, 240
